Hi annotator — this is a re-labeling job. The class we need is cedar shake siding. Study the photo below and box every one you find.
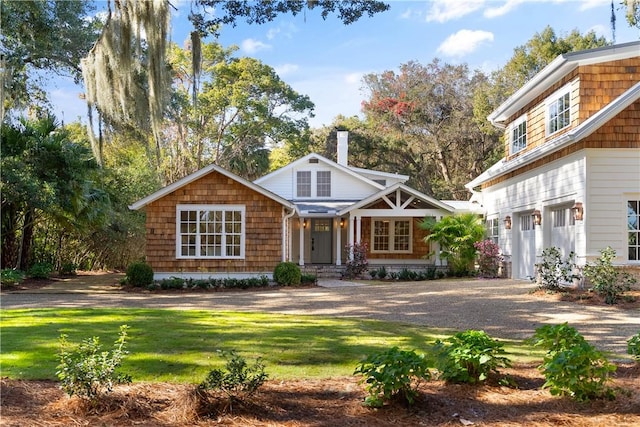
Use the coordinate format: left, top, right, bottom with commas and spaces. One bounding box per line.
144, 170, 284, 274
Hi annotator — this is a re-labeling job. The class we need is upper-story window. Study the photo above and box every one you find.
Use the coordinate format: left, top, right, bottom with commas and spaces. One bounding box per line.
547, 89, 571, 135
296, 170, 331, 198
296, 171, 311, 197
511, 116, 527, 154
317, 171, 331, 197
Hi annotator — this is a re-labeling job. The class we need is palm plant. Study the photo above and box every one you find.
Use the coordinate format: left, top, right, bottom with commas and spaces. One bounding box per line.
419, 213, 485, 276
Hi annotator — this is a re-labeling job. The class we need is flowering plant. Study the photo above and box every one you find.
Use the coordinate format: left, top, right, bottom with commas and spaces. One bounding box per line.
474, 239, 502, 278
344, 242, 369, 279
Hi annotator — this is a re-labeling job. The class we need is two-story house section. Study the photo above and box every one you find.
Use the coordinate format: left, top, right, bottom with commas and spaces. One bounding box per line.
466, 41, 640, 280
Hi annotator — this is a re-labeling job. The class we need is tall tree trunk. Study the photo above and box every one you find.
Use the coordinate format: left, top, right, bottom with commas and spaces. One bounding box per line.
18, 208, 36, 271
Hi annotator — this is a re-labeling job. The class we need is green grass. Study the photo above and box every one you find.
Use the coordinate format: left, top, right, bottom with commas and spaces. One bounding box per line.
0, 308, 542, 383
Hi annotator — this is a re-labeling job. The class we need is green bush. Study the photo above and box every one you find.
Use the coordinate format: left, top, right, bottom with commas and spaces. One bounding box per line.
125, 262, 154, 287
628, 331, 640, 362
434, 330, 511, 384
59, 262, 77, 276
354, 346, 431, 408
535, 247, 577, 291
56, 325, 132, 402
199, 350, 268, 409
27, 262, 53, 279
1, 269, 25, 286
273, 262, 301, 286
584, 247, 636, 304
532, 323, 616, 401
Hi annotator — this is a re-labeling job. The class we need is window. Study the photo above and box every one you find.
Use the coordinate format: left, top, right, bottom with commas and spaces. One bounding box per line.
520, 214, 532, 231
177, 205, 245, 258
372, 219, 412, 253
548, 90, 571, 134
511, 117, 527, 154
552, 207, 575, 228
317, 171, 331, 197
629, 200, 640, 261
296, 171, 311, 197
486, 218, 499, 243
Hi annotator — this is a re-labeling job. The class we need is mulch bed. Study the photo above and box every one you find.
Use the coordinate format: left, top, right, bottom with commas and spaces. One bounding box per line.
529, 288, 640, 309
2, 363, 639, 426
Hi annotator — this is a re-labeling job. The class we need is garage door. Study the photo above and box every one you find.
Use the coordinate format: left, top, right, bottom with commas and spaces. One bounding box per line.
517, 213, 536, 279
550, 206, 575, 258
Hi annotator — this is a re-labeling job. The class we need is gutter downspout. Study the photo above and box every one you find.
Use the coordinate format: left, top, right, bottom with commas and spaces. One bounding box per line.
282, 207, 296, 262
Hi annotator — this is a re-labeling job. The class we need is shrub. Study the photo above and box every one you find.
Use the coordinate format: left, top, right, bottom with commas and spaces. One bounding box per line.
27, 262, 53, 279
474, 239, 503, 278
273, 262, 301, 286
1, 269, 25, 286
300, 273, 317, 285
535, 247, 577, 290
532, 323, 616, 401
199, 350, 268, 410
628, 331, 640, 362
354, 347, 431, 408
56, 325, 132, 401
125, 262, 154, 287
583, 247, 636, 304
343, 242, 369, 279
59, 261, 77, 276
434, 330, 511, 384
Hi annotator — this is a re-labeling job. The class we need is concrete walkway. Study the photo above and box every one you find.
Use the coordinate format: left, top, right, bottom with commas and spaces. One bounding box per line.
2, 273, 639, 358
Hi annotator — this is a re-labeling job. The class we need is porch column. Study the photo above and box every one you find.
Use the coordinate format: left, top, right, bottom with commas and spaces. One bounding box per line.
356, 215, 362, 243
348, 215, 355, 260
336, 218, 342, 266
299, 217, 305, 266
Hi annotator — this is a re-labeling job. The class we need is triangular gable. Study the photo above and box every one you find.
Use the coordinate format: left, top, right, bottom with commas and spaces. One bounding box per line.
253, 153, 385, 190
129, 164, 295, 210
489, 41, 640, 126
467, 81, 640, 190
339, 183, 455, 215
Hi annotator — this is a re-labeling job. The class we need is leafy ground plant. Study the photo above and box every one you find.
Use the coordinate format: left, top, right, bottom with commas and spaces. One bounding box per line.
532, 323, 616, 401
434, 330, 511, 384
199, 350, 268, 411
56, 325, 132, 402
584, 247, 636, 304
535, 247, 577, 290
628, 331, 640, 362
354, 346, 431, 408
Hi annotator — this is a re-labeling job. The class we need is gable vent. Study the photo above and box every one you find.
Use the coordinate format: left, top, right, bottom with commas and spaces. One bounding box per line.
309, 158, 319, 163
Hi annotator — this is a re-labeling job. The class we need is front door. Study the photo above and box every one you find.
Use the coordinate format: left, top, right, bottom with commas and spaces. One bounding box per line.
311, 219, 332, 264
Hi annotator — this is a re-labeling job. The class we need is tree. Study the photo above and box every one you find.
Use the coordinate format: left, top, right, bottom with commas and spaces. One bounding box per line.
623, 0, 640, 28
0, 0, 102, 121
419, 213, 485, 276
361, 60, 501, 200
0, 115, 109, 270
189, 0, 390, 35
164, 41, 314, 181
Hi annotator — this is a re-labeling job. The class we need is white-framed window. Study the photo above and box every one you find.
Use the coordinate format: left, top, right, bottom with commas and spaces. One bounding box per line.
317, 171, 331, 197
176, 205, 245, 259
552, 207, 575, 228
547, 88, 571, 135
520, 214, 532, 231
511, 116, 527, 154
296, 171, 311, 197
371, 218, 412, 253
628, 200, 640, 261
486, 217, 499, 243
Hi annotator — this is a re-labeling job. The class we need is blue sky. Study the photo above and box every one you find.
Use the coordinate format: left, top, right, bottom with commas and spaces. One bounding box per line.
50, 0, 640, 128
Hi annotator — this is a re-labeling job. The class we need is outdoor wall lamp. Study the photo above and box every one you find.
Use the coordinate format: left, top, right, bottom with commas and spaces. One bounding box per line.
339, 218, 345, 228
572, 202, 584, 221
503, 215, 512, 230
303, 219, 307, 228
532, 210, 542, 226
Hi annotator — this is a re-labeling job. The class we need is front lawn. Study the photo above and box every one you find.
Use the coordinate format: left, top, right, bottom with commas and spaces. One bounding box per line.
0, 308, 541, 382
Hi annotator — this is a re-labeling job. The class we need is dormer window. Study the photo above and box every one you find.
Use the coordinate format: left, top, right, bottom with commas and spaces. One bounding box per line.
317, 171, 331, 197
510, 115, 527, 154
547, 88, 571, 135
296, 171, 311, 197
296, 170, 331, 198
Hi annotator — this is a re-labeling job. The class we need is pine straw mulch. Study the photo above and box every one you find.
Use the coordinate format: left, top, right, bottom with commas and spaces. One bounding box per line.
2, 363, 639, 427
528, 287, 640, 309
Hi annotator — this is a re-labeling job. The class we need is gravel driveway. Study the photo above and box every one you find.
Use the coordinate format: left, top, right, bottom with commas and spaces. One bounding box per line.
2, 275, 638, 358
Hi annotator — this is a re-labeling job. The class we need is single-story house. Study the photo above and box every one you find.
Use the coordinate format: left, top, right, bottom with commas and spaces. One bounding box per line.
130, 132, 469, 279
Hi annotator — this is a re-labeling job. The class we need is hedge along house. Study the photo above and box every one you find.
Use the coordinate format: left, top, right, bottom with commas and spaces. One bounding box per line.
466, 42, 640, 280
130, 132, 462, 280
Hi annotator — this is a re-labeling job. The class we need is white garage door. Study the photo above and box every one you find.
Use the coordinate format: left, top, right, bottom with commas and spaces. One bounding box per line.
550, 206, 575, 258
517, 213, 536, 279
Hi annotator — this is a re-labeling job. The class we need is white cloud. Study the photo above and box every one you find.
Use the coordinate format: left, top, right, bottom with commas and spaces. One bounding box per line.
266, 28, 280, 40
484, 0, 525, 18
426, 0, 485, 23
275, 63, 299, 76
344, 72, 363, 85
437, 29, 494, 57
578, 0, 610, 11
399, 7, 423, 20
241, 38, 271, 54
